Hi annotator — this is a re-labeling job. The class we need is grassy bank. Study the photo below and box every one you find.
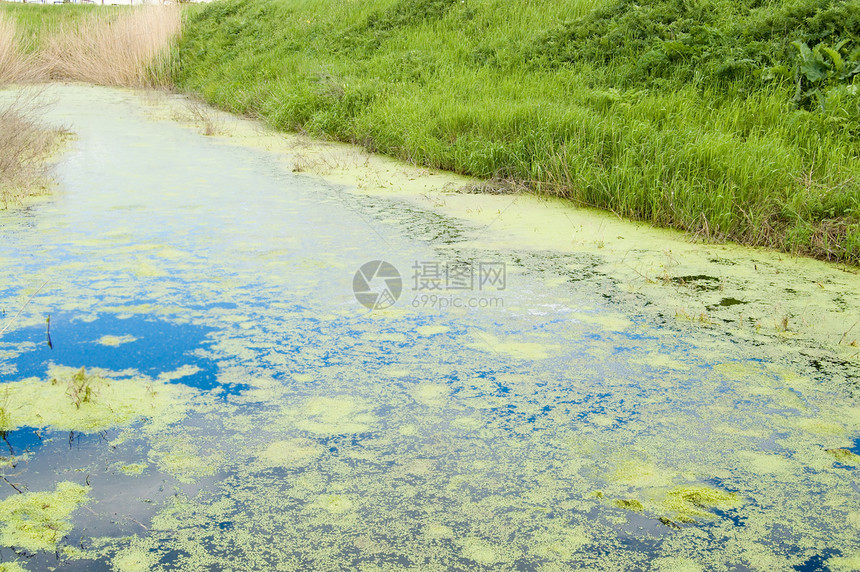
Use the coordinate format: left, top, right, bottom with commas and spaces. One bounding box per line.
175, 0, 860, 263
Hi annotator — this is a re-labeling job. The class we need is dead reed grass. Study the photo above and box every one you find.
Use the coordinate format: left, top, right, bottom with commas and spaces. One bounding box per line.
0, 89, 64, 208
0, 13, 42, 83
0, 5, 180, 87
42, 5, 181, 87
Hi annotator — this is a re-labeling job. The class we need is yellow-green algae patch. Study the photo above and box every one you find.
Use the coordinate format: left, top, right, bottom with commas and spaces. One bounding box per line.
661, 486, 740, 523
468, 331, 554, 360
0, 482, 90, 554
829, 553, 860, 572
112, 545, 159, 572
147, 435, 224, 484
825, 448, 860, 466
0, 562, 28, 572
254, 438, 323, 469
0, 365, 194, 433
416, 325, 450, 336
117, 463, 148, 476
613, 499, 644, 511
97, 334, 137, 347
287, 396, 377, 435
653, 557, 704, 572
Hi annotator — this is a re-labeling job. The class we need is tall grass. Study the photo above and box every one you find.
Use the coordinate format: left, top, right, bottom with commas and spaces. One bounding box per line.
0, 4, 180, 87
176, 0, 860, 263
42, 5, 180, 87
0, 13, 41, 83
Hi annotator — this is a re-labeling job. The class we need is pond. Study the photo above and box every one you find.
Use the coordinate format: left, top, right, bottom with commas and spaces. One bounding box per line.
0, 85, 858, 571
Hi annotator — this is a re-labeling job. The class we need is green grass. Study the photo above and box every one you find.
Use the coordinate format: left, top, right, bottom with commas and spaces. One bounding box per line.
0, 3, 113, 51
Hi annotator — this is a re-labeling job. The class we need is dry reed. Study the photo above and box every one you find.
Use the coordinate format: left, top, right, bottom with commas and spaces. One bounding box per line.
0, 13, 42, 83
0, 6, 180, 87
0, 89, 62, 207
42, 5, 181, 87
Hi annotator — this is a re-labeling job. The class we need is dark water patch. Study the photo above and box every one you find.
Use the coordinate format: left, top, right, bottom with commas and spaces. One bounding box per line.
0, 313, 222, 392
793, 548, 841, 571
1, 427, 46, 457
671, 275, 721, 291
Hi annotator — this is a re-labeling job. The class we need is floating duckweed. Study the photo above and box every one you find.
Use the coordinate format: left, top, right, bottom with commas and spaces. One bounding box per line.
112, 546, 158, 572
828, 553, 860, 572
312, 494, 353, 514
148, 436, 223, 484
662, 486, 739, 522
739, 452, 795, 475
613, 499, 644, 511
97, 335, 137, 347
610, 461, 673, 488
416, 325, 449, 336
292, 396, 376, 435
255, 438, 322, 468
117, 463, 148, 476
825, 449, 860, 466
459, 537, 512, 565
411, 383, 450, 407
425, 523, 454, 539
468, 332, 553, 360
0, 562, 28, 572
652, 557, 704, 572
0, 482, 90, 553
0, 366, 194, 433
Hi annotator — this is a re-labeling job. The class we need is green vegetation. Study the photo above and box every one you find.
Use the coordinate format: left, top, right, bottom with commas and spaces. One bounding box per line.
0, 3, 107, 52
175, 0, 860, 263
0, 481, 90, 554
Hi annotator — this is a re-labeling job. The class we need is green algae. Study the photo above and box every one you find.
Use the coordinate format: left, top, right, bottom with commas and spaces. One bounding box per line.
112, 545, 158, 572
468, 331, 555, 360
662, 486, 740, 523
0, 562, 28, 572
96, 334, 137, 347
828, 553, 860, 572
287, 396, 377, 435
613, 499, 644, 511
0, 482, 89, 554
148, 435, 224, 484
254, 438, 322, 469
117, 463, 148, 476
825, 448, 860, 466
0, 365, 194, 433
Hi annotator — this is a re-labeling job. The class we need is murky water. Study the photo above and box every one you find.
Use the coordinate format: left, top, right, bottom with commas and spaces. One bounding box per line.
1, 85, 859, 571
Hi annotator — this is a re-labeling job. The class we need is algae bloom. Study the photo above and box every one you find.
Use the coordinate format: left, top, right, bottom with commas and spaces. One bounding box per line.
0, 365, 194, 433
0, 482, 90, 553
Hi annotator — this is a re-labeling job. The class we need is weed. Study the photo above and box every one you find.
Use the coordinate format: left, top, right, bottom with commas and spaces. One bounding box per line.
65, 366, 94, 410
0, 91, 61, 207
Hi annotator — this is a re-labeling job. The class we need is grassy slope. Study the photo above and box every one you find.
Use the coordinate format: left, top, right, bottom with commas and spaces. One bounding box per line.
56, 0, 860, 261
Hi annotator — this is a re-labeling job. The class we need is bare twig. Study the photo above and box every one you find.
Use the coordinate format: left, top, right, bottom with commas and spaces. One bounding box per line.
0, 279, 49, 337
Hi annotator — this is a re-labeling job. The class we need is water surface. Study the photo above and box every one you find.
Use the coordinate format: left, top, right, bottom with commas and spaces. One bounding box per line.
0, 85, 858, 572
